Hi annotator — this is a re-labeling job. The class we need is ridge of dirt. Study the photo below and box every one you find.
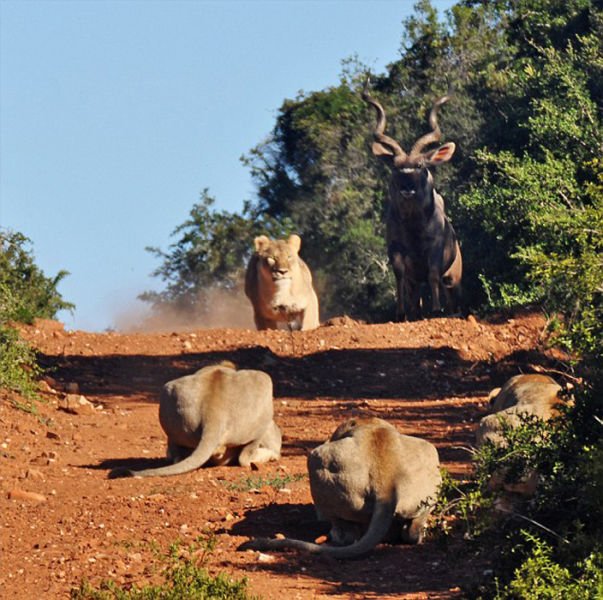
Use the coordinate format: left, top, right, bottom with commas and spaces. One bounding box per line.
1, 312, 567, 599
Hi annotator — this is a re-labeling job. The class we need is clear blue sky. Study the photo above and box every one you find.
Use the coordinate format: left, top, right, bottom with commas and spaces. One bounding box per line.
1, 0, 455, 331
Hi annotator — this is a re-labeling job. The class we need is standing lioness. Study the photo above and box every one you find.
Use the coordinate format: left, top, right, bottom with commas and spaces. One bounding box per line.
245, 234, 319, 331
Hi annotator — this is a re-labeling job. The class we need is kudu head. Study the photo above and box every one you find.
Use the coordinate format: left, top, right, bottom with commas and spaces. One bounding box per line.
362, 80, 455, 203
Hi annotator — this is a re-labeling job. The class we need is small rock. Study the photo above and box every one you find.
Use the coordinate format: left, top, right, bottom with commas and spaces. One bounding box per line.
42, 375, 59, 388
8, 488, 47, 503
46, 431, 60, 440
59, 394, 95, 415
38, 380, 58, 395
65, 382, 80, 394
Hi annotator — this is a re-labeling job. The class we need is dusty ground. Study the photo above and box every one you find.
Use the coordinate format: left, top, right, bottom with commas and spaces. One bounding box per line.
0, 312, 567, 599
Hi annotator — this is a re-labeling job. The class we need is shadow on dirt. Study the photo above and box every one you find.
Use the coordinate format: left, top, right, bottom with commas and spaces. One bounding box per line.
231, 503, 474, 597
81, 456, 171, 472
37, 345, 558, 405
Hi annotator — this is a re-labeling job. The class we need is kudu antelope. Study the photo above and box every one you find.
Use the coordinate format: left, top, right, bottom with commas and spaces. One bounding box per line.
362, 82, 462, 320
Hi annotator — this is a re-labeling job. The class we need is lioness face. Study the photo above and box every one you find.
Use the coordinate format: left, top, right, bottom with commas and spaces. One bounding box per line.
254, 235, 301, 287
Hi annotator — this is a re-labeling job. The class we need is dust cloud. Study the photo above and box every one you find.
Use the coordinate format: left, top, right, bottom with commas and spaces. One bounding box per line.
113, 287, 255, 332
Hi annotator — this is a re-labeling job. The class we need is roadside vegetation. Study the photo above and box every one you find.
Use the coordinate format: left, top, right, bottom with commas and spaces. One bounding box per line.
71, 536, 257, 600
0, 229, 73, 400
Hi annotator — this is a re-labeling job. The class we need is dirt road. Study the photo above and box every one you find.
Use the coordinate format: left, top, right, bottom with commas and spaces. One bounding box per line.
1, 312, 560, 598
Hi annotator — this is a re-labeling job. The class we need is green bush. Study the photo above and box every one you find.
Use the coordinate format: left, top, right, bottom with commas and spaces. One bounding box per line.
71, 537, 257, 600
494, 533, 603, 600
0, 229, 73, 323
0, 228, 73, 397
0, 324, 41, 399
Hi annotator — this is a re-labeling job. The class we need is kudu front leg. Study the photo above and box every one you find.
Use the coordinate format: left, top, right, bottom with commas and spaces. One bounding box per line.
390, 251, 407, 321
428, 265, 443, 315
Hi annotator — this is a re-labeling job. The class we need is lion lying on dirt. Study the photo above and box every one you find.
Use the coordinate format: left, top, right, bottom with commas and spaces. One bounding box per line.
240, 417, 441, 558
109, 362, 281, 478
244, 234, 319, 331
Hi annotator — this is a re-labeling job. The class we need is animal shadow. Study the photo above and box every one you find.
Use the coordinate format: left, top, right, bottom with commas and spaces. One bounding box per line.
82, 456, 170, 474
229, 502, 325, 541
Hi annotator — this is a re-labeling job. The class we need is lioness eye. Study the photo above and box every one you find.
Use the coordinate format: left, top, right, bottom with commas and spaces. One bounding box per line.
266, 257, 275, 267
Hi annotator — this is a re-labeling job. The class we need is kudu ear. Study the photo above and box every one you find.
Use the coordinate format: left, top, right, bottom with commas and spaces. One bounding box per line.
424, 142, 456, 165
254, 235, 270, 253
371, 141, 395, 160
288, 234, 301, 254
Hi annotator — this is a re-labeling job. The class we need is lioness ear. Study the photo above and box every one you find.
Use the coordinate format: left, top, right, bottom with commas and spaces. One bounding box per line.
254, 235, 270, 253
219, 360, 237, 370
288, 234, 301, 254
424, 142, 456, 165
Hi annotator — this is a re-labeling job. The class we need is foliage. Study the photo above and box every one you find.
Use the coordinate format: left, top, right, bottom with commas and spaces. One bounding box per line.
222, 472, 305, 492
495, 533, 603, 600
0, 228, 72, 398
71, 535, 257, 600
0, 228, 73, 323
515, 159, 603, 360
0, 323, 41, 399
456, 5, 602, 310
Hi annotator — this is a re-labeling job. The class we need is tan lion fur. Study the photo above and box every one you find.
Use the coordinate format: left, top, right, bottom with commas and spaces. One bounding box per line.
240, 417, 441, 558
109, 362, 281, 478
244, 234, 319, 331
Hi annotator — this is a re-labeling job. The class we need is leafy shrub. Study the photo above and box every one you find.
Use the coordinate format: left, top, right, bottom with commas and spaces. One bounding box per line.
494, 533, 603, 600
0, 228, 72, 398
71, 536, 257, 600
0, 324, 41, 399
0, 229, 73, 323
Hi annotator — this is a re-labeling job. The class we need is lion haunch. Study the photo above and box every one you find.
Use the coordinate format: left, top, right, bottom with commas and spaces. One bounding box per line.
476, 373, 563, 448
240, 417, 441, 558
244, 234, 319, 331
109, 362, 281, 478
476, 373, 564, 496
